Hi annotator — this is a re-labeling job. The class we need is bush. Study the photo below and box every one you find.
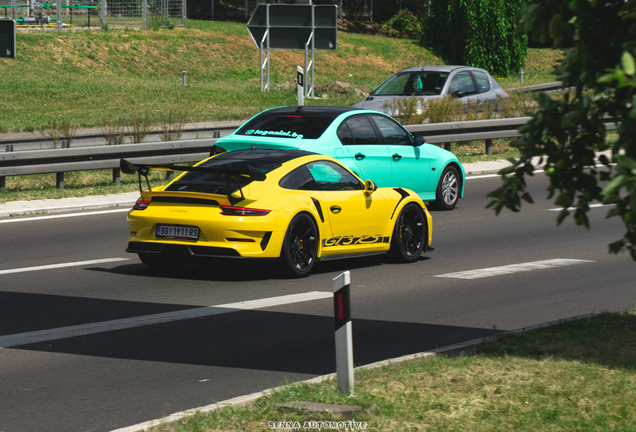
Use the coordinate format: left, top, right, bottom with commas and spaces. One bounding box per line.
381, 9, 425, 40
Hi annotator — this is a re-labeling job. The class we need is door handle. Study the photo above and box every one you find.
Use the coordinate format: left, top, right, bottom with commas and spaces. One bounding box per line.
330, 205, 342, 214
355, 153, 366, 160
392, 154, 402, 161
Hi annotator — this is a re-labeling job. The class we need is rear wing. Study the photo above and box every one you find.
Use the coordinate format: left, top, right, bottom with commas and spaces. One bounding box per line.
120, 159, 268, 205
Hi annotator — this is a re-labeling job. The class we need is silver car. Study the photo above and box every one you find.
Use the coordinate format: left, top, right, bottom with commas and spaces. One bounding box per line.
353, 65, 509, 112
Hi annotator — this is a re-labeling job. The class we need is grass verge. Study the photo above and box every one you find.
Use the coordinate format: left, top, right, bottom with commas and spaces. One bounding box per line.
145, 311, 636, 432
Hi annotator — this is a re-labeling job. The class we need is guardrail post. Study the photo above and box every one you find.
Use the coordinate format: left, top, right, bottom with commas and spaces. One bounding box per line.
444, 143, 451, 151
0, 176, 5, 189
56, 172, 65, 190
485, 139, 492, 155
113, 168, 120, 185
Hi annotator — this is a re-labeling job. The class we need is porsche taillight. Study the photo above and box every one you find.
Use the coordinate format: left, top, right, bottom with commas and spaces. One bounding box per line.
133, 199, 151, 210
220, 206, 271, 216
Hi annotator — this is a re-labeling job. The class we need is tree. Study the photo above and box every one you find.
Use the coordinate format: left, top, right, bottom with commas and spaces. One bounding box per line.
425, 0, 528, 77
487, 0, 636, 260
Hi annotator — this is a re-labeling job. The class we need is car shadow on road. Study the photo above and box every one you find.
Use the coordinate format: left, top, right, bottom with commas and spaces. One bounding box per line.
87, 253, 431, 282
2, 290, 496, 375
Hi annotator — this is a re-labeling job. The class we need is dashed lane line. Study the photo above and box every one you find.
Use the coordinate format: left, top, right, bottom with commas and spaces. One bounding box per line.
0, 258, 131, 276
434, 258, 594, 280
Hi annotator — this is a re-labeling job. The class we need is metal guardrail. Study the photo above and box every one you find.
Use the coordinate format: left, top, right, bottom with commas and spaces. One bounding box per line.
0, 115, 621, 189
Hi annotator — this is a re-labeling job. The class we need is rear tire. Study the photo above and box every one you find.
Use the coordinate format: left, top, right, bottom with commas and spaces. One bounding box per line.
279, 213, 318, 278
389, 204, 426, 263
433, 165, 460, 210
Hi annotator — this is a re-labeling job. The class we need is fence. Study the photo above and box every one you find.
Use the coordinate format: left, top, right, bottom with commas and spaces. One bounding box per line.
0, 0, 185, 29
188, 0, 428, 23
0, 116, 621, 189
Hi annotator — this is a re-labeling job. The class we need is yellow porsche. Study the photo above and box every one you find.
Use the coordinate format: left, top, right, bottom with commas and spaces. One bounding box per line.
121, 149, 432, 277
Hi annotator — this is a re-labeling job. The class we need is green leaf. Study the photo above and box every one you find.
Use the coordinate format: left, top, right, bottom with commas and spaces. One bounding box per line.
521, 192, 534, 204
622, 51, 636, 76
608, 240, 624, 254
556, 208, 570, 225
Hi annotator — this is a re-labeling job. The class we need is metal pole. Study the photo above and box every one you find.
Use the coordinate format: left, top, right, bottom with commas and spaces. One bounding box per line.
266, 4, 270, 92
181, 0, 186, 27
210, 0, 213, 20
182, 70, 187, 87
142, 0, 147, 29
333, 271, 353, 396
56, 0, 61, 29
310, 5, 315, 98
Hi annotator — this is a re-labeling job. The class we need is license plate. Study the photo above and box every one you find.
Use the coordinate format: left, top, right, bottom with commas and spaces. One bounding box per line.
156, 225, 199, 240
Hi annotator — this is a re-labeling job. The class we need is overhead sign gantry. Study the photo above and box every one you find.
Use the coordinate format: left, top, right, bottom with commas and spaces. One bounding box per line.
246, 4, 338, 97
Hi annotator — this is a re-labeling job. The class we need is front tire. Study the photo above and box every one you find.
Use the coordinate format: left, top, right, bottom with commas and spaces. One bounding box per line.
279, 213, 318, 278
390, 204, 426, 263
433, 165, 460, 210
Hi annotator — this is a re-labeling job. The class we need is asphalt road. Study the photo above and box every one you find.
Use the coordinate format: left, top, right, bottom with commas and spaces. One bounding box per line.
1, 173, 634, 432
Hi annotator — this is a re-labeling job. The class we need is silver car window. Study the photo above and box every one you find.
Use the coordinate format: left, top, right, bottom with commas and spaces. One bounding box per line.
448, 71, 476, 95
472, 71, 491, 94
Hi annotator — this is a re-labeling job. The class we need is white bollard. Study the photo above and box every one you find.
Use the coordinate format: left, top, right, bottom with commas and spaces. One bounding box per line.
297, 65, 304, 106
333, 271, 353, 395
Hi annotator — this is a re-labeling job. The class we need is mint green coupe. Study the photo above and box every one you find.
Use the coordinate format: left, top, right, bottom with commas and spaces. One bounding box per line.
214, 106, 465, 210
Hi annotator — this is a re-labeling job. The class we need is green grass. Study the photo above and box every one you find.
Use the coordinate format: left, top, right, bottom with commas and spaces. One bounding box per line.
139, 311, 636, 432
0, 20, 561, 133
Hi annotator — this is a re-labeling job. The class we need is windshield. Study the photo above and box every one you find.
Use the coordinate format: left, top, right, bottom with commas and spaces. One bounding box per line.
374, 71, 449, 96
236, 110, 341, 140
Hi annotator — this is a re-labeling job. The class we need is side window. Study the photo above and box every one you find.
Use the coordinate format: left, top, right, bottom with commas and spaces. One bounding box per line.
306, 161, 364, 191
343, 115, 380, 145
279, 165, 320, 191
337, 123, 354, 145
371, 115, 411, 146
448, 71, 476, 95
472, 71, 491, 94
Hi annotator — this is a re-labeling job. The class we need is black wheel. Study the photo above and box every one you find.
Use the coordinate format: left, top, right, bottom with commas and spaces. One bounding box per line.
433, 165, 460, 210
390, 204, 426, 262
280, 213, 318, 278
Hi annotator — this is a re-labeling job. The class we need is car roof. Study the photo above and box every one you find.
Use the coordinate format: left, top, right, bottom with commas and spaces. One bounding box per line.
212, 148, 318, 164
398, 65, 487, 74
263, 106, 360, 116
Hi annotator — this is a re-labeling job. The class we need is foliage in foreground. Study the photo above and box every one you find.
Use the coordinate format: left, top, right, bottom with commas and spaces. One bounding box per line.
146, 311, 636, 432
487, 0, 636, 261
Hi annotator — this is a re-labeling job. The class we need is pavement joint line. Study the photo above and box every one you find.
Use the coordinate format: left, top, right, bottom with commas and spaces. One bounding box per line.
110, 312, 598, 432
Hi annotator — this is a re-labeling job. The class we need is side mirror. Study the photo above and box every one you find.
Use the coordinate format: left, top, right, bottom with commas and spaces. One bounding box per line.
414, 135, 425, 146
364, 179, 377, 197
452, 90, 465, 98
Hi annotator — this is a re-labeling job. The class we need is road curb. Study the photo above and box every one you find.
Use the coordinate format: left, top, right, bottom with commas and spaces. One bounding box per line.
110, 313, 597, 432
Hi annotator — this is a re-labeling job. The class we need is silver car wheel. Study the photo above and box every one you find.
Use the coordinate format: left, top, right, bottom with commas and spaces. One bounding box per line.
442, 170, 458, 206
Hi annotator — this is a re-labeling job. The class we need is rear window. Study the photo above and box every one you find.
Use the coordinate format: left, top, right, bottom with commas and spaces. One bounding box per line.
165, 152, 282, 195
236, 111, 341, 140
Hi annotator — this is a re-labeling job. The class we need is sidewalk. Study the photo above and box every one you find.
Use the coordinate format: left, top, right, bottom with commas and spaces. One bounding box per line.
0, 160, 510, 218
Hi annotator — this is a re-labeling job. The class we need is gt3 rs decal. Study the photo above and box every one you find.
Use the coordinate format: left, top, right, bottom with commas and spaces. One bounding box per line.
322, 235, 390, 247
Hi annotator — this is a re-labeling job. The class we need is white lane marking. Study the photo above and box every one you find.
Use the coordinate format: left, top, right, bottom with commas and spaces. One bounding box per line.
547, 203, 613, 211
434, 259, 594, 280
0, 291, 333, 348
0, 208, 130, 223
465, 169, 545, 180
0, 258, 131, 276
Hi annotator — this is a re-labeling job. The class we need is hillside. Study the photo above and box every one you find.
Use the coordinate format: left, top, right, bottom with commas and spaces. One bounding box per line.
0, 20, 562, 133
